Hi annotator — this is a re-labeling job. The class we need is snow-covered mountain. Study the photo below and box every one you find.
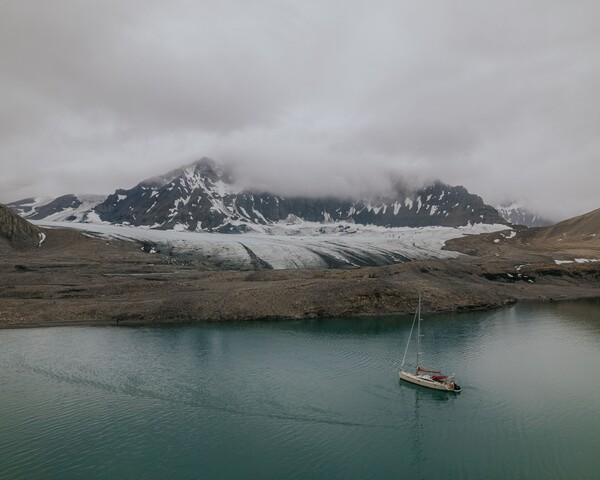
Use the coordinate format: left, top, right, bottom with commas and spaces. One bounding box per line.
495, 203, 552, 227
9, 158, 507, 232
8, 194, 106, 222
93, 158, 506, 231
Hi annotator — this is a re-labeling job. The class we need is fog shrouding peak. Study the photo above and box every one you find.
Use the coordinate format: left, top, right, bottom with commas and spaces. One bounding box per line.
1, 1, 600, 222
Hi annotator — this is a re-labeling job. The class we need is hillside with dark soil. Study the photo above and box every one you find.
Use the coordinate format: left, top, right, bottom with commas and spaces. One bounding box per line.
446, 208, 600, 260
0, 204, 44, 249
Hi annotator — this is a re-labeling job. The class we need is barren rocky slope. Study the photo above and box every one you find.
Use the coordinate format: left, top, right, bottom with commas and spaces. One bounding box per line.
0, 204, 44, 249
1, 206, 599, 328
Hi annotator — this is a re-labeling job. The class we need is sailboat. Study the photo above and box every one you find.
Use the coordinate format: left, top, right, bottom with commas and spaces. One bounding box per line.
399, 295, 462, 393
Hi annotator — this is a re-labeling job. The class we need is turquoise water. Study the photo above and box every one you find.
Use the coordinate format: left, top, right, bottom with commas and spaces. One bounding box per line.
1, 301, 599, 479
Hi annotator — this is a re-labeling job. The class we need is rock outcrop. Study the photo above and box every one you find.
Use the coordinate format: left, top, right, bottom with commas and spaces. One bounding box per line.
0, 204, 45, 249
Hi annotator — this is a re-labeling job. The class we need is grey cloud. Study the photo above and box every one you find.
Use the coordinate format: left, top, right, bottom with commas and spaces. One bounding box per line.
1, 0, 600, 221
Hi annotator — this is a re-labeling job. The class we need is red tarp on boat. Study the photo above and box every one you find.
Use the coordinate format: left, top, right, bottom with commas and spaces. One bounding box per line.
417, 367, 442, 374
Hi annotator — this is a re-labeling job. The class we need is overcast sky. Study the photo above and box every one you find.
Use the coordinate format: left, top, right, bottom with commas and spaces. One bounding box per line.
1, 1, 599, 221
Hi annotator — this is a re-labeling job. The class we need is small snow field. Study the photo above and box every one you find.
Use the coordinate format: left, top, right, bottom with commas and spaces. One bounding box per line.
34, 220, 510, 270
554, 258, 600, 265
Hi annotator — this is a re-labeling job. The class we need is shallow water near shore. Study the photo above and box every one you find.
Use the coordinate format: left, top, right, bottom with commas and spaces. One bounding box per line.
1, 300, 599, 479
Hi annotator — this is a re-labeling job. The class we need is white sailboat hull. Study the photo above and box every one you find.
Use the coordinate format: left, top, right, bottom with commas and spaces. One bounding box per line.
399, 370, 457, 392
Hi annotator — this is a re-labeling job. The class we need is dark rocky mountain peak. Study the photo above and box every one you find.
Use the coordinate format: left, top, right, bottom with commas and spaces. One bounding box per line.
95, 158, 239, 230
8, 158, 509, 232
8, 194, 106, 222
141, 157, 231, 189
92, 158, 508, 231
495, 202, 552, 227
23, 194, 82, 220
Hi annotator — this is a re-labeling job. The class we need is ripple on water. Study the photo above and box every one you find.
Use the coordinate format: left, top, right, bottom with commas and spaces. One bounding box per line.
1, 302, 600, 479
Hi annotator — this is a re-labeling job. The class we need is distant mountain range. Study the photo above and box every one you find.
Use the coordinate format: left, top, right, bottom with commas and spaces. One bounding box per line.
10, 194, 106, 223
494, 203, 552, 227
9, 158, 520, 232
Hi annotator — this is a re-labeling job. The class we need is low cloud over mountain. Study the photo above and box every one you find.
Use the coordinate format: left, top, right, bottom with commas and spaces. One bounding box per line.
10, 158, 507, 233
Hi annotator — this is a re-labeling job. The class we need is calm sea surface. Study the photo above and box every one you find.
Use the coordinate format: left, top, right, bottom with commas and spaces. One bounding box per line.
1, 300, 599, 479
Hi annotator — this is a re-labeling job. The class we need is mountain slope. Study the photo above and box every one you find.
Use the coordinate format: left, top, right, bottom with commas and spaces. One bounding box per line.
93, 158, 507, 231
495, 202, 552, 227
532, 208, 600, 241
445, 206, 600, 264
0, 204, 46, 248
8, 194, 106, 222
9, 158, 508, 232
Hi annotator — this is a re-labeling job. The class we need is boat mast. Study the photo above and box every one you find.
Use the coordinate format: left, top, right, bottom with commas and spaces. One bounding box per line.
400, 296, 419, 372
416, 294, 421, 371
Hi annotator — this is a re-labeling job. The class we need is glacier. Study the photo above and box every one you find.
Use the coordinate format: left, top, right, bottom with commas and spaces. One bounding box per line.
34, 220, 510, 270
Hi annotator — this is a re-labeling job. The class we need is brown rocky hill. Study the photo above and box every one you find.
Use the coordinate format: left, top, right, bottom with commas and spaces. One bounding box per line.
0, 204, 45, 249
530, 208, 600, 242
1, 202, 170, 262
445, 207, 600, 264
